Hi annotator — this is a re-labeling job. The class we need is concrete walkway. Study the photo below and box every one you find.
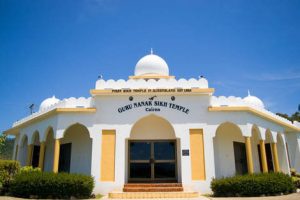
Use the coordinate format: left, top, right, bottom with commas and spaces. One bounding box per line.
1, 192, 299, 199
100, 192, 300, 200
209, 192, 300, 200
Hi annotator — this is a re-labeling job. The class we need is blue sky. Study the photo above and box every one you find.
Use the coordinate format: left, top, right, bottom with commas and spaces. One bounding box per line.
1, 0, 300, 132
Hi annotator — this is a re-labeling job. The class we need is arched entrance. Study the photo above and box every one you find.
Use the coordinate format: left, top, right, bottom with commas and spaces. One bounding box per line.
277, 134, 289, 173
128, 114, 178, 183
60, 123, 92, 175
31, 131, 41, 168
251, 125, 262, 173
19, 135, 28, 166
44, 127, 55, 172
213, 122, 246, 178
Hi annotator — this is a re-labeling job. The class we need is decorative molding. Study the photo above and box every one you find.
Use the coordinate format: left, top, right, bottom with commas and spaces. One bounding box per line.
208, 106, 300, 132
4, 108, 96, 135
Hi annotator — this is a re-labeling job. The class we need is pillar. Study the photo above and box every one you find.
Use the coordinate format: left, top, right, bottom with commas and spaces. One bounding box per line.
52, 139, 60, 173
14, 144, 19, 160
38, 142, 46, 170
272, 142, 280, 172
26, 144, 33, 166
259, 140, 268, 173
245, 137, 254, 174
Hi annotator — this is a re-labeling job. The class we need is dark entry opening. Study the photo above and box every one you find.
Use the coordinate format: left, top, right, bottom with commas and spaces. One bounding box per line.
257, 144, 263, 172
31, 145, 40, 168
233, 142, 248, 175
59, 143, 72, 173
128, 140, 177, 182
265, 143, 274, 172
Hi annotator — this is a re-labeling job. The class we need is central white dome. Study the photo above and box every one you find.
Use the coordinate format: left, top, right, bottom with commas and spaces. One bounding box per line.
243, 91, 264, 108
134, 53, 169, 76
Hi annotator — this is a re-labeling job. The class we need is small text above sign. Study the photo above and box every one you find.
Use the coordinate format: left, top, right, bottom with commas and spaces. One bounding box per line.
112, 88, 192, 93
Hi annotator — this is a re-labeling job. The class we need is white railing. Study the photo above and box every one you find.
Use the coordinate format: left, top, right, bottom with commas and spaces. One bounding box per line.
95, 77, 209, 89
13, 97, 93, 127
211, 96, 294, 126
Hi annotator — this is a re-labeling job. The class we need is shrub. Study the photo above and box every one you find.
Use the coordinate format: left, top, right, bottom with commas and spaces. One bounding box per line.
0, 160, 20, 195
20, 166, 41, 173
292, 177, 300, 189
10, 171, 94, 199
211, 173, 295, 197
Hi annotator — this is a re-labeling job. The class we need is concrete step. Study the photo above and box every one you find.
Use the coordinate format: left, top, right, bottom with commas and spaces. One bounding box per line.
123, 187, 184, 192
108, 191, 200, 199
124, 183, 183, 188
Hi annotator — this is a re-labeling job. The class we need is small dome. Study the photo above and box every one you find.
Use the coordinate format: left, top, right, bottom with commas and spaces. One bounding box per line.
134, 52, 169, 76
39, 96, 60, 111
243, 91, 264, 108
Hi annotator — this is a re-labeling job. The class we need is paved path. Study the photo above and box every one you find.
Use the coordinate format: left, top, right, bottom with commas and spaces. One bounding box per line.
100, 192, 300, 200
1, 192, 299, 199
209, 192, 300, 200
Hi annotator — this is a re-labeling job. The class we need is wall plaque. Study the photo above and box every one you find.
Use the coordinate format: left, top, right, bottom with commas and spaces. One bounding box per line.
182, 149, 189, 156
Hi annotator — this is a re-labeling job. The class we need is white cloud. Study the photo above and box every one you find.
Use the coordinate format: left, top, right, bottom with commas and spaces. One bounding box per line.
247, 70, 300, 81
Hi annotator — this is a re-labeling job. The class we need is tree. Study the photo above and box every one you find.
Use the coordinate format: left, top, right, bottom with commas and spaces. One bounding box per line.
0, 134, 15, 160
290, 112, 300, 122
0, 134, 6, 154
276, 111, 300, 123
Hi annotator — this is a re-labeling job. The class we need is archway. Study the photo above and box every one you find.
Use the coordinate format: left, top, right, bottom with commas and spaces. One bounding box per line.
60, 123, 92, 175
44, 127, 55, 172
127, 114, 179, 182
19, 135, 28, 166
213, 122, 246, 178
277, 134, 289, 173
130, 114, 176, 140
265, 130, 274, 172
31, 131, 41, 168
251, 125, 262, 173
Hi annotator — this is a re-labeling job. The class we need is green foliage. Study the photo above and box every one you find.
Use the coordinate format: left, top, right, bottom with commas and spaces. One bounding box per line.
276, 111, 300, 122
211, 173, 295, 197
0, 159, 20, 195
292, 177, 300, 189
20, 166, 41, 173
0, 135, 15, 160
10, 171, 94, 199
0, 134, 6, 155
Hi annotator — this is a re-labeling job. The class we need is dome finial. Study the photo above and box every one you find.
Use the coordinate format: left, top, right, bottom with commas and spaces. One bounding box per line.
248, 89, 251, 96
134, 52, 169, 76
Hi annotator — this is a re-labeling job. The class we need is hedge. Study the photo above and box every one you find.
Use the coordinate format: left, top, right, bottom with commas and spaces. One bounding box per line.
0, 160, 20, 195
9, 171, 94, 199
292, 177, 300, 189
211, 173, 295, 197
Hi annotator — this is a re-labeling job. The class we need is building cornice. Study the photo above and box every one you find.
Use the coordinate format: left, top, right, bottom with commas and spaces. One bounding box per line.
3, 108, 96, 135
208, 106, 300, 132
129, 74, 176, 80
90, 88, 215, 96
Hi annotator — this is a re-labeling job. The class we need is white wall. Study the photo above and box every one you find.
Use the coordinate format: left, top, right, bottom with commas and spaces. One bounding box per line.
44, 130, 54, 172
12, 92, 299, 196
18, 136, 28, 166
214, 122, 245, 178
60, 124, 92, 175
251, 129, 262, 173
130, 115, 176, 139
286, 133, 300, 172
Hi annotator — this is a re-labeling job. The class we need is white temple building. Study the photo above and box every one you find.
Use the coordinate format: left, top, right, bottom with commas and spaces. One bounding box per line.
4, 52, 300, 197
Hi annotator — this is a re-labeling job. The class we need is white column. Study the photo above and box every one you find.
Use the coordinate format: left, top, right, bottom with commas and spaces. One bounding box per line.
174, 125, 191, 185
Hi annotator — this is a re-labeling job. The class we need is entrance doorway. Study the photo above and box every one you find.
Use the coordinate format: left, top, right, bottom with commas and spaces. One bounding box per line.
128, 140, 177, 182
265, 143, 274, 172
233, 142, 248, 175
